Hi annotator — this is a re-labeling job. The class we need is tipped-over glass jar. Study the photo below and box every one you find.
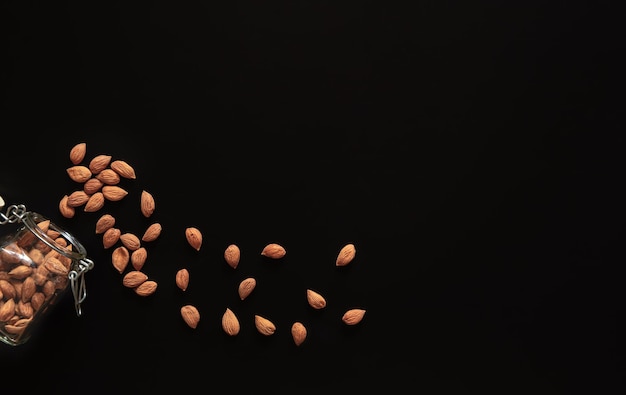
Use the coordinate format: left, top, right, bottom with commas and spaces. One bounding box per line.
0, 204, 93, 346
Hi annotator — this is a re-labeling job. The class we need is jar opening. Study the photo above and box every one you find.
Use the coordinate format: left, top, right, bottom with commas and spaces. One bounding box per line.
21, 212, 87, 261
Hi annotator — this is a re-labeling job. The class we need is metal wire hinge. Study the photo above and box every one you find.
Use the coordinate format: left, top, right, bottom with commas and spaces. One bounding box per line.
69, 258, 95, 316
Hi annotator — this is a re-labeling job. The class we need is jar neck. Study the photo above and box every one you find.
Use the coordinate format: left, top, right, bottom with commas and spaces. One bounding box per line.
21, 212, 87, 261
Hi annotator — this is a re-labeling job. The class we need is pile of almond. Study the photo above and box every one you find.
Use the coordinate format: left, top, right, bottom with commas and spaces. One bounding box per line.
59, 142, 366, 347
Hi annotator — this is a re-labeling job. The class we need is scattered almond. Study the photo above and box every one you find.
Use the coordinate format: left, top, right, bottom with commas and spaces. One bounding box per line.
341, 308, 366, 325
83, 178, 104, 195
291, 322, 307, 346
135, 280, 157, 296
59, 195, 75, 218
185, 227, 202, 251
95, 168, 120, 185
140, 190, 155, 218
102, 185, 128, 201
111, 246, 129, 274
66, 165, 92, 183
130, 247, 148, 271
120, 233, 141, 251
306, 289, 327, 309
88, 154, 112, 174
95, 214, 115, 234
66, 190, 90, 207
122, 271, 148, 288
254, 315, 276, 336
336, 243, 356, 267
69, 142, 87, 164
224, 244, 240, 269
102, 227, 121, 249
238, 277, 256, 300
261, 243, 286, 259
142, 223, 162, 242
110, 160, 136, 179
181, 305, 200, 329
222, 308, 240, 336
175, 268, 189, 291
84, 191, 105, 212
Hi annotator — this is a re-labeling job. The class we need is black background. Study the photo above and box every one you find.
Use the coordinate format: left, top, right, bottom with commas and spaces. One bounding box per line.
1, 1, 624, 394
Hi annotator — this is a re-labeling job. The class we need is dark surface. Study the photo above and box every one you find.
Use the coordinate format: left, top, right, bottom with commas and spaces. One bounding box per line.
1, 1, 623, 394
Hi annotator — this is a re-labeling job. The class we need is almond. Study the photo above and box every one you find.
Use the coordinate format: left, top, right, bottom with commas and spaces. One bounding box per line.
69, 142, 86, 164
122, 270, 148, 288
261, 243, 286, 259
181, 304, 200, 329
8, 265, 33, 280
175, 268, 189, 291
88, 154, 112, 174
131, 247, 148, 271
110, 160, 136, 179
306, 289, 327, 309
224, 244, 240, 269
102, 227, 121, 249
21, 276, 36, 302
0, 298, 16, 322
59, 195, 75, 219
120, 233, 141, 251
341, 308, 366, 325
140, 190, 155, 218
66, 165, 92, 183
336, 243, 356, 266
135, 280, 157, 296
111, 246, 129, 274
102, 186, 128, 201
291, 322, 307, 346
142, 223, 162, 242
84, 191, 105, 212
238, 277, 256, 300
185, 227, 202, 251
222, 308, 240, 336
254, 315, 276, 336
66, 190, 90, 207
95, 168, 120, 185
83, 178, 104, 195
43, 257, 69, 276
95, 214, 116, 234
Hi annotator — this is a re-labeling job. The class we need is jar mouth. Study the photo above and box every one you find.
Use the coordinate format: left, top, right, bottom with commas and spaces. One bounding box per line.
21, 212, 87, 261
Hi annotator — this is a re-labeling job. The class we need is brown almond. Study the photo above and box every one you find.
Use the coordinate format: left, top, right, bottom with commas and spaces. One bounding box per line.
110, 160, 136, 179
102, 186, 128, 201
238, 277, 256, 300
254, 315, 276, 336
135, 280, 157, 296
140, 190, 155, 218
224, 244, 240, 269
175, 268, 189, 291
66, 190, 90, 207
130, 247, 148, 271
84, 191, 105, 212
261, 243, 286, 259
120, 233, 141, 251
21, 276, 36, 302
306, 289, 327, 309
83, 178, 104, 195
0, 298, 16, 322
122, 270, 148, 288
0, 280, 16, 300
59, 195, 75, 219
111, 246, 129, 274
181, 304, 200, 329
185, 227, 202, 251
95, 168, 120, 185
69, 142, 86, 164
8, 265, 32, 280
66, 165, 92, 183
291, 322, 307, 346
341, 308, 366, 325
142, 223, 162, 242
336, 243, 356, 266
95, 214, 116, 234
222, 308, 240, 336
43, 257, 69, 276
102, 227, 121, 249
88, 154, 112, 174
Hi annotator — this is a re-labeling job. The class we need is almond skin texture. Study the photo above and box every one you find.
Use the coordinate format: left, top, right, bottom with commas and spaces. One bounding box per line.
222, 308, 240, 336
110, 160, 136, 179
88, 154, 112, 174
84, 191, 105, 212
135, 280, 158, 296
103, 227, 121, 249
142, 223, 162, 242
66, 165, 92, 183
95, 214, 115, 234
111, 246, 129, 274
102, 186, 128, 201
69, 142, 87, 164
95, 168, 120, 185
306, 289, 327, 309
120, 233, 141, 251
336, 243, 356, 266
66, 190, 90, 207
224, 244, 240, 269
185, 227, 202, 251
291, 322, 307, 346
122, 271, 148, 288
181, 305, 200, 329
130, 247, 148, 271
83, 178, 104, 195
342, 308, 366, 325
261, 243, 286, 259
175, 268, 189, 291
59, 195, 75, 218
140, 190, 155, 218
254, 315, 276, 336
238, 277, 256, 300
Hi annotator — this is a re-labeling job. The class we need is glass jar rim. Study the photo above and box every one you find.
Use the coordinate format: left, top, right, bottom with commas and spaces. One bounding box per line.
21, 212, 87, 261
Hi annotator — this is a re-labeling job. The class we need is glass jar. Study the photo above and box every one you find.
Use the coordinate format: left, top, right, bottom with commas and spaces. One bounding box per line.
0, 206, 93, 346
